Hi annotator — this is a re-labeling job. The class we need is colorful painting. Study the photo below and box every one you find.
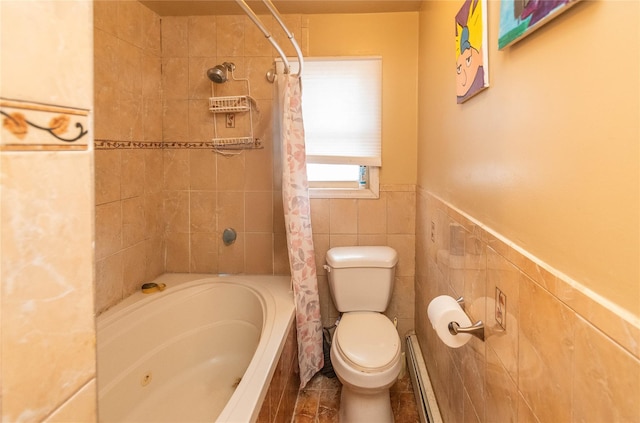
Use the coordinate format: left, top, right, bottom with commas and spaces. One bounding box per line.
499, 0, 581, 49
455, 0, 489, 104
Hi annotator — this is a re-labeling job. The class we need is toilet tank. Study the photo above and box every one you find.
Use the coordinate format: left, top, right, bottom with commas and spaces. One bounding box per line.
325, 246, 398, 312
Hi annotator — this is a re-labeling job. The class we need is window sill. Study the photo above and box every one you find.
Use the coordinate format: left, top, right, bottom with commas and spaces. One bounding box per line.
309, 186, 379, 199
307, 166, 380, 199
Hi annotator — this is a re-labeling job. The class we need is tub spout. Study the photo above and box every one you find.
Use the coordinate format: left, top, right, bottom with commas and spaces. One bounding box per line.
141, 282, 166, 294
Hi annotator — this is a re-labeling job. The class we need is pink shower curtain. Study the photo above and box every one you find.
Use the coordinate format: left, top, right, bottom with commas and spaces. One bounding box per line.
278, 73, 323, 388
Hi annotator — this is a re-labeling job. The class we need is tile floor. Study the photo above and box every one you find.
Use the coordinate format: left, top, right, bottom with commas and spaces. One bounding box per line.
292, 371, 420, 423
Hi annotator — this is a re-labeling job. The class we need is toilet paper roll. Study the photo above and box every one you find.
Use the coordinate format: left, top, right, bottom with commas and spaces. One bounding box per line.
427, 295, 473, 348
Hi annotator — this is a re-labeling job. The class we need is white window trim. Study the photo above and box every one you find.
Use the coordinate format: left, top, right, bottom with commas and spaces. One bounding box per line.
309, 166, 379, 199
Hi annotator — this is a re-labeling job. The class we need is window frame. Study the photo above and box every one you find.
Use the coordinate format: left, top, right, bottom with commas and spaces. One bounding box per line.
280, 56, 382, 199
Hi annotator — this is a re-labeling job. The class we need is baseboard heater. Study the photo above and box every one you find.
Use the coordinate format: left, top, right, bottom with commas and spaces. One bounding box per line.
405, 332, 443, 423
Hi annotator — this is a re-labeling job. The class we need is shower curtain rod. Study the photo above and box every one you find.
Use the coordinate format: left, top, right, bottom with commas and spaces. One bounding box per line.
234, 0, 304, 77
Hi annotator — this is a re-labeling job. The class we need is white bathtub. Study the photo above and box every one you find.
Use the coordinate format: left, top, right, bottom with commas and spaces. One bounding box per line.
97, 273, 295, 423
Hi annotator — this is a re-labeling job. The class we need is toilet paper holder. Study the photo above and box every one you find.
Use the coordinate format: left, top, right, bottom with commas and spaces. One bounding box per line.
448, 297, 485, 342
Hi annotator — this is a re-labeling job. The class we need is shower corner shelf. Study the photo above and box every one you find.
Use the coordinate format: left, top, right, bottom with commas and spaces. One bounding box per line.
208, 95, 251, 113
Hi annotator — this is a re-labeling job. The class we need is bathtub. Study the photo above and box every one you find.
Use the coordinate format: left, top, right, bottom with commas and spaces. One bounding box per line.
97, 273, 295, 423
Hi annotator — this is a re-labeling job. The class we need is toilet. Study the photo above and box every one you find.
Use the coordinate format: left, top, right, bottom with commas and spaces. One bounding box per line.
325, 246, 402, 423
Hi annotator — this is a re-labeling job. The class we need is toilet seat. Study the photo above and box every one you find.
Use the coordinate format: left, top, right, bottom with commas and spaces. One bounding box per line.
334, 312, 400, 373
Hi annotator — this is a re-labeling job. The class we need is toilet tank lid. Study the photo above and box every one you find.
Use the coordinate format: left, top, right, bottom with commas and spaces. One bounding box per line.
326, 246, 398, 268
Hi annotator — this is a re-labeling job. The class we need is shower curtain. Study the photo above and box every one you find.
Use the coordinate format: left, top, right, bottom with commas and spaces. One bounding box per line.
277, 72, 323, 388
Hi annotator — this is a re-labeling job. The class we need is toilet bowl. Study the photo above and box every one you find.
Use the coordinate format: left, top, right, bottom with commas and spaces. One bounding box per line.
330, 312, 402, 422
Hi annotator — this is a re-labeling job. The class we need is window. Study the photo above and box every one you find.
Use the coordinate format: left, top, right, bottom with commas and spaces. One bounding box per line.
280, 57, 382, 198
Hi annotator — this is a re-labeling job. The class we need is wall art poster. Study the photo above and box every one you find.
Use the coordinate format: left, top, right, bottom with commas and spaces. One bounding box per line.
455, 0, 489, 104
498, 0, 581, 49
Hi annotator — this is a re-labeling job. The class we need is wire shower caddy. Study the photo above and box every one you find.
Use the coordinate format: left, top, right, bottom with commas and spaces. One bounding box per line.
209, 76, 261, 151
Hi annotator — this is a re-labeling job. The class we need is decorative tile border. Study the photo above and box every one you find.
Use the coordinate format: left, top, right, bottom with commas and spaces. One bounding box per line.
95, 139, 260, 150
0, 99, 89, 151
95, 140, 163, 150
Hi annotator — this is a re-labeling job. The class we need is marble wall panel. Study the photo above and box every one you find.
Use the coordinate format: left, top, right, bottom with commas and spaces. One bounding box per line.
1, 0, 96, 420
1, 151, 95, 421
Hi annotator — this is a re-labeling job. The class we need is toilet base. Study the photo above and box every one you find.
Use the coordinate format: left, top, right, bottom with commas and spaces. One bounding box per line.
339, 385, 394, 423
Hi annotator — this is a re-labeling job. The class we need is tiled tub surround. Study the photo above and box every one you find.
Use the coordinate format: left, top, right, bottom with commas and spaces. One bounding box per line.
415, 188, 640, 423
94, 0, 164, 313
92, 4, 304, 421
154, 12, 306, 282
258, 320, 301, 423
93, 4, 308, 313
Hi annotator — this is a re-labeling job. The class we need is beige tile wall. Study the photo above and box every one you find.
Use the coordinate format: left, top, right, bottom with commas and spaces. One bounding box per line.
94, 0, 164, 313
312, 185, 416, 338
415, 187, 640, 423
93, 7, 308, 312
94, 3, 417, 343
158, 13, 298, 278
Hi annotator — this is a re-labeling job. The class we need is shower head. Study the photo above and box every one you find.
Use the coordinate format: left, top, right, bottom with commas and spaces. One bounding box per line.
206, 62, 235, 83
207, 66, 227, 83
